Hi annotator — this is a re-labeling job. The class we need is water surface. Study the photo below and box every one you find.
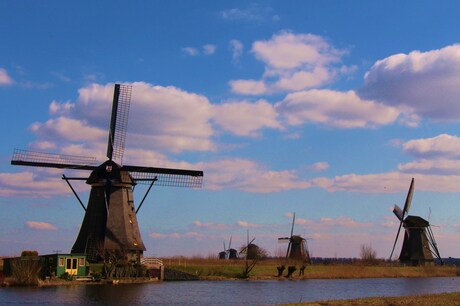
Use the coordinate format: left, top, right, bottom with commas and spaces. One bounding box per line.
0, 277, 459, 305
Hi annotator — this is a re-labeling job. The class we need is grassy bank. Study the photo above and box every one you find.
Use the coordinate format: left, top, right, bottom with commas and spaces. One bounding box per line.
285, 292, 460, 305
163, 257, 460, 280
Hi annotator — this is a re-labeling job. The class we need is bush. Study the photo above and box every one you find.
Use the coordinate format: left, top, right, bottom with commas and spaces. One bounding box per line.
10, 258, 41, 286
21, 250, 38, 257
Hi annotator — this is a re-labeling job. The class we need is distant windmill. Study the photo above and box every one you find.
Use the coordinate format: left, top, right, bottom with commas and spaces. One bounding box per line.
219, 236, 237, 260
389, 178, 442, 265
278, 213, 311, 263
239, 231, 258, 259
11, 84, 204, 262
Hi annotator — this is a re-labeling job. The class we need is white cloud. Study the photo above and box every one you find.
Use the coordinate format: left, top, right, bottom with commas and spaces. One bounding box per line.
319, 216, 373, 228
212, 99, 282, 136
402, 134, 460, 159
0, 68, 13, 85
310, 162, 329, 171
29, 82, 216, 157
192, 221, 227, 230
126, 82, 215, 153
26, 221, 57, 231
220, 4, 276, 22
202, 158, 311, 192
252, 32, 342, 69
398, 159, 460, 175
293, 215, 373, 232
203, 44, 216, 55
312, 172, 460, 193
230, 39, 243, 61
229, 79, 267, 95
182, 47, 199, 56
272, 66, 333, 92
230, 32, 351, 95
236, 220, 262, 228
182, 45, 216, 56
30, 116, 106, 143
360, 44, 460, 121
0, 171, 71, 197
276, 89, 400, 128
49, 100, 74, 115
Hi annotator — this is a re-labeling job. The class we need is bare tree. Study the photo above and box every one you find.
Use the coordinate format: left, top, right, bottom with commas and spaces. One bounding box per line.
360, 243, 378, 264
239, 242, 268, 278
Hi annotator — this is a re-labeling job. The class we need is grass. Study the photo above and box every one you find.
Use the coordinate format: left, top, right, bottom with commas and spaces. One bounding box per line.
162, 257, 460, 280
284, 292, 460, 305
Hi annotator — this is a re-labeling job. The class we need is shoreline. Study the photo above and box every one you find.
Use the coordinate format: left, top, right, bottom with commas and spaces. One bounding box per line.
2, 261, 459, 286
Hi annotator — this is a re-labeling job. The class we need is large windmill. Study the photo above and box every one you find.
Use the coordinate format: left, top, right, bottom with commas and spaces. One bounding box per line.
278, 213, 311, 264
11, 84, 204, 262
389, 178, 442, 265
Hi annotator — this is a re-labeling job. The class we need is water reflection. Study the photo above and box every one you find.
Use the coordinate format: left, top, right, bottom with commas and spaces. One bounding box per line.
0, 277, 458, 305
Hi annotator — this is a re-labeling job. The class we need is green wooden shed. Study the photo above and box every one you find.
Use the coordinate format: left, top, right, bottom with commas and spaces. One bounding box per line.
3, 253, 88, 279
40, 253, 88, 277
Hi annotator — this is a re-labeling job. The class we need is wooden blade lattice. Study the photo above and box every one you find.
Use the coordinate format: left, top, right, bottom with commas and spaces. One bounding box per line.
107, 84, 132, 162
123, 165, 203, 188
11, 149, 98, 170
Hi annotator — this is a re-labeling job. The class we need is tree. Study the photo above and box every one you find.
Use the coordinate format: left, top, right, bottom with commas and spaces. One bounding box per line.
360, 243, 378, 264
239, 242, 268, 278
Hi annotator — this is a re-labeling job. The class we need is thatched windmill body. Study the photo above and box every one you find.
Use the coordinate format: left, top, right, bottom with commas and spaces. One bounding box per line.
278, 213, 311, 264
389, 178, 442, 265
11, 84, 203, 262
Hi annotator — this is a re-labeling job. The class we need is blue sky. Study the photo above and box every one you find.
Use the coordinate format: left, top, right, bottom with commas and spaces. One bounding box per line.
1, 1, 459, 259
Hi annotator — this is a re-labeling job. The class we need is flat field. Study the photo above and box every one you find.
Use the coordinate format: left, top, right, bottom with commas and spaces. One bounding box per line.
162, 257, 460, 280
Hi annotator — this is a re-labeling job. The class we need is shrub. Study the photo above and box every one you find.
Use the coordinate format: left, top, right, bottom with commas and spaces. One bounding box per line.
10, 258, 41, 286
21, 250, 39, 257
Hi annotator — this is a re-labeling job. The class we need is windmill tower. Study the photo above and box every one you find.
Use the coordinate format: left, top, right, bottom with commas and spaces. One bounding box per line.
11, 84, 203, 262
278, 213, 311, 264
389, 178, 442, 266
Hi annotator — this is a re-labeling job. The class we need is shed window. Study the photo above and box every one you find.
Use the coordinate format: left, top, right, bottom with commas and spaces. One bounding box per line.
79, 258, 85, 266
59, 258, 64, 266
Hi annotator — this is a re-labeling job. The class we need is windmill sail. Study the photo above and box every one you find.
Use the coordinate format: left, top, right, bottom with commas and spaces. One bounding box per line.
402, 177, 415, 215
11, 149, 97, 170
390, 178, 414, 260
393, 205, 404, 221
107, 84, 131, 162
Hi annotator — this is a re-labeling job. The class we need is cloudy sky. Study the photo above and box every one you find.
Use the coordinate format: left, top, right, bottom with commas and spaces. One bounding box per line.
1, 1, 459, 259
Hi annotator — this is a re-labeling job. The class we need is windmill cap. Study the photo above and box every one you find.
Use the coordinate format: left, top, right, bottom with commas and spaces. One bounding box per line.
86, 160, 134, 184
404, 215, 430, 227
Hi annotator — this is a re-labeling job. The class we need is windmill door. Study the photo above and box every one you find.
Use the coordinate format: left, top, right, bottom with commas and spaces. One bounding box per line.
65, 258, 78, 275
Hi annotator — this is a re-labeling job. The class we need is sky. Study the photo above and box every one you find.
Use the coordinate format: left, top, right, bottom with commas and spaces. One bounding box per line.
1, 1, 459, 259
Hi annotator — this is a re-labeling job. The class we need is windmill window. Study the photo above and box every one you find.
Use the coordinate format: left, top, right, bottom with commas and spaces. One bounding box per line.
133, 239, 138, 246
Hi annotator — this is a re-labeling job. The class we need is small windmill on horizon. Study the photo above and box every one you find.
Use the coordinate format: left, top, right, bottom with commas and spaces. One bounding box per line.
11, 83, 204, 262
278, 213, 311, 264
